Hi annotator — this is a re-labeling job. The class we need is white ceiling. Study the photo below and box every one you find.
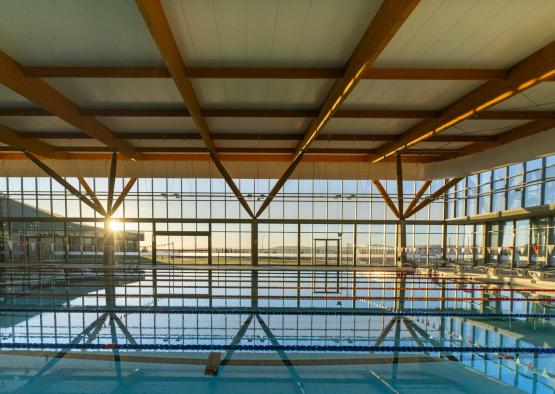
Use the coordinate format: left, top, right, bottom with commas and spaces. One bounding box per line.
162, 0, 382, 67
0, 0, 162, 66
0, 0, 554, 179
374, 0, 555, 68
342, 80, 482, 110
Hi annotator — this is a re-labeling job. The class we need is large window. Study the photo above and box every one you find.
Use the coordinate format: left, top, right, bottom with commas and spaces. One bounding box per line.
448, 154, 555, 219
2, 154, 554, 267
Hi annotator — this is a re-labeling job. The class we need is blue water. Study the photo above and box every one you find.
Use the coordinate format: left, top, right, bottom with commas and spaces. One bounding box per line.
0, 267, 554, 393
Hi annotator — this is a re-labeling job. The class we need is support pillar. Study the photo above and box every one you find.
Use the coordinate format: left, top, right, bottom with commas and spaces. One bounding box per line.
103, 219, 114, 266
251, 219, 258, 265
395, 154, 406, 266
396, 220, 406, 266
103, 218, 115, 306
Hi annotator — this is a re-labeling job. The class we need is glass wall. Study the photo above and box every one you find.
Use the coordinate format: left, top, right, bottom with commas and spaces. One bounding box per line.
446, 154, 555, 219
2, 152, 554, 267
1, 177, 446, 267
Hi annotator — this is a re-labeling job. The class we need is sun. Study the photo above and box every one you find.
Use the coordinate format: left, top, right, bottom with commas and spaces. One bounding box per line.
108, 219, 124, 232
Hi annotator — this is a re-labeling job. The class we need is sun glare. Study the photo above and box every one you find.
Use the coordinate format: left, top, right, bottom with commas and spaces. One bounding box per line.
108, 219, 124, 232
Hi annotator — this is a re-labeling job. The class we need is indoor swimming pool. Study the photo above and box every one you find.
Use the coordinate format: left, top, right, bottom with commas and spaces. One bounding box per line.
0, 265, 554, 393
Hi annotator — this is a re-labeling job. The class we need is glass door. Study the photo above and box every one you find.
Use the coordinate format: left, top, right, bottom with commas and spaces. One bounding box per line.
312, 239, 341, 266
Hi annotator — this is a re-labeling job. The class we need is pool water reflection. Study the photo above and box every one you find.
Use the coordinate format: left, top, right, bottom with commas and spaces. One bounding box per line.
0, 265, 554, 393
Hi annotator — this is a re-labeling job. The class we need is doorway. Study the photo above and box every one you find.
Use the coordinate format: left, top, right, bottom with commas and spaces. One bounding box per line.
312, 238, 341, 266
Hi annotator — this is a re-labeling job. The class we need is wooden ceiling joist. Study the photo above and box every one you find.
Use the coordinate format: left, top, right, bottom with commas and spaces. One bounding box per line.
404, 181, 431, 217
396, 155, 404, 218
135, 0, 254, 218
20, 66, 516, 81
0, 146, 464, 156
78, 177, 107, 217
106, 152, 118, 216
372, 180, 400, 219
404, 178, 463, 218
24, 152, 105, 216
0, 152, 445, 164
372, 40, 555, 163
111, 178, 138, 216
0, 107, 552, 121
16, 131, 495, 143
0, 50, 142, 160
254, 0, 421, 217
0, 122, 69, 159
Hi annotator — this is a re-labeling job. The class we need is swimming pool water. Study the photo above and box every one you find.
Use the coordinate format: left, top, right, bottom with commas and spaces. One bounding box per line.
0, 266, 554, 393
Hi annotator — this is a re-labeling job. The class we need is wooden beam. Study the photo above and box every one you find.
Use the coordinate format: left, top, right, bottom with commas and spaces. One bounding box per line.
1, 152, 441, 163
24, 152, 104, 216
78, 177, 107, 217
135, 0, 216, 154
16, 131, 497, 143
21, 66, 511, 81
372, 40, 555, 162
107, 152, 117, 215
111, 178, 137, 216
295, 0, 421, 157
0, 146, 464, 155
373, 180, 400, 219
253, 154, 304, 218
404, 181, 431, 218
1, 106, 552, 120
255, 0, 420, 218
0, 50, 142, 160
136, 0, 254, 218
434, 119, 555, 161
404, 178, 463, 218
0, 122, 69, 159
396, 155, 404, 218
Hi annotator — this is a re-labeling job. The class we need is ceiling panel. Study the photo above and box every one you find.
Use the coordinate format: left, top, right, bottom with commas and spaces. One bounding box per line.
41, 138, 106, 148
163, 0, 382, 67
192, 78, 333, 109
374, 0, 555, 68
342, 79, 482, 110
0, 0, 161, 66
128, 139, 205, 149
0, 116, 79, 132
215, 140, 296, 149
0, 85, 36, 107
310, 140, 382, 150
98, 117, 198, 133
485, 83, 555, 111
207, 117, 310, 134
441, 119, 531, 136
410, 141, 472, 150
45, 78, 182, 108
321, 118, 421, 135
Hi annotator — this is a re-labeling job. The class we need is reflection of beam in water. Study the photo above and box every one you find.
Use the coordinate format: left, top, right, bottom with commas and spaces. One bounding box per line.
113, 313, 139, 348
255, 314, 306, 394
372, 317, 398, 349
409, 319, 456, 360
13, 312, 108, 393
219, 314, 254, 373
251, 270, 258, 308
368, 370, 401, 394
82, 313, 109, 349
108, 314, 122, 379
403, 319, 426, 349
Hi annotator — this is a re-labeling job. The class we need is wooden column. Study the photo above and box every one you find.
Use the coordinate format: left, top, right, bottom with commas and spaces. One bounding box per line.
251, 219, 258, 266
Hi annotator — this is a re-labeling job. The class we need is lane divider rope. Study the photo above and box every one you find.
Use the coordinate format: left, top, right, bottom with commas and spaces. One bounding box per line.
0, 342, 553, 354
